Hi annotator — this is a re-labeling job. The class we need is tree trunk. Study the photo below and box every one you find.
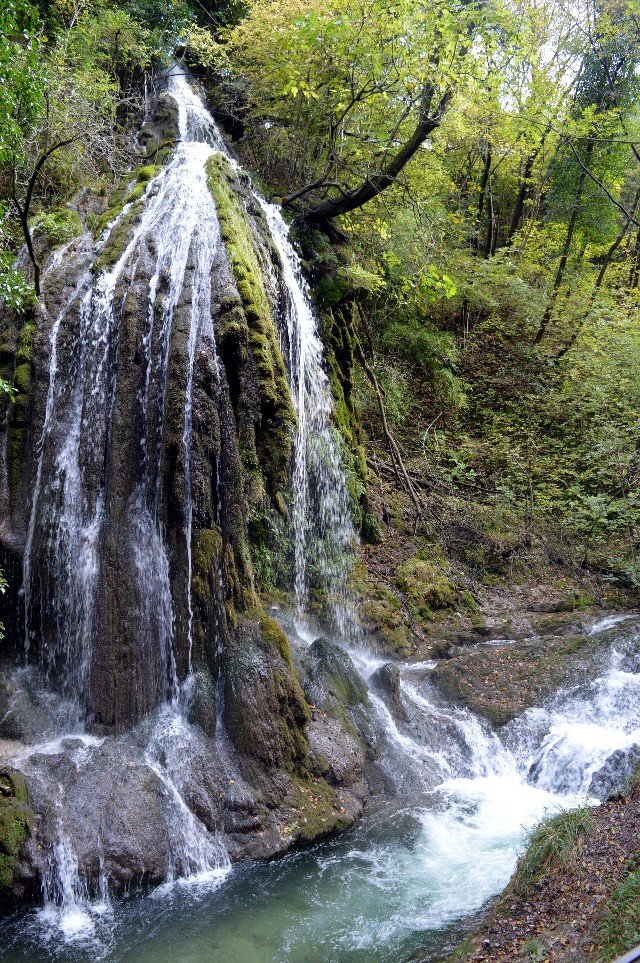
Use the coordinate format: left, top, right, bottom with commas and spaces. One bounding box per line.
534, 146, 592, 345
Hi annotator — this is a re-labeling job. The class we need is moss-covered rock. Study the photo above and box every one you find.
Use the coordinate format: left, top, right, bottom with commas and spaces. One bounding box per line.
395, 557, 457, 617
302, 637, 369, 712
191, 527, 226, 662
0, 769, 32, 893
283, 773, 355, 843
430, 631, 608, 727
93, 199, 145, 274
223, 613, 310, 771
323, 305, 373, 533
205, 153, 296, 498
360, 586, 412, 656
137, 93, 179, 160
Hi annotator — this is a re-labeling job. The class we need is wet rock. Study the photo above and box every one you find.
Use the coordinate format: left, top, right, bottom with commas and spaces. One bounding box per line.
370, 663, 407, 723
590, 744, 640, 799
137, 93, 180, 160
430, 635, 610, 727
302, 638, 368, 716
0, 668, 79, 743
186, 667, 217, 739
99, 762, 171, 887
307, 716, 365, 786
223, 615, 310, 771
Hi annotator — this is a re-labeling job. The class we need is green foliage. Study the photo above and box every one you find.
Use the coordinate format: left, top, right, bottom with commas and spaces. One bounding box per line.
0, 252, 35, 312
221, 0, 524, 201
0, 0, 44, 169
33, 207, 82, 247
0, 0, 221, 295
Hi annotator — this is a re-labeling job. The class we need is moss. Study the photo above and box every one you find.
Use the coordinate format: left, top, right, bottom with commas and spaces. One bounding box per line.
93, 200, 144, 274
305, 637, 369, 710
395, 557, 457, 619
260, 615, 293, 666
136, 164, 159, 183
274, 491, 290, 521
286, 774, 352, 843
360, 588, 412, 655
94, 162, 161, 244
560, 634, 592, 655
481, 702, 513, 726
259, 614, 311, 727
324, 307, 368, 524
224, 614, 310, 769
119, 167, 161, 207
12, 363, 31, 393
205, 153, 296, 495
315, 273, 351, 309
153, 139, 177, 164
33, 207, 83, 248
0, 769, 32, 891
461, 589, 480, 613
122, 181, 146, 204
192, 528, 223, 601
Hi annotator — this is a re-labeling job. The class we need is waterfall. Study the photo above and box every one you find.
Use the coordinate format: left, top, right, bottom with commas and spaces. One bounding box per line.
12, 61, 360, 931
260, 204, 357, 628
8, 65, 640, 963
21, 67, 226, 715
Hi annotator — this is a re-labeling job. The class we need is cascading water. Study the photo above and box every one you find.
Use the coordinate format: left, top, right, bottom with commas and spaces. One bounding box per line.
4, 68, 640, 963
259, 204, 357, 628
9, 64, 239, 934
6, 614, 640, 962
21, 70, 224, 711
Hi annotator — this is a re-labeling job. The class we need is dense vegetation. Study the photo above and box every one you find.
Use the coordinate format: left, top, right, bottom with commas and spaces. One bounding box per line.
3, 0, 640, 590
215, 0, 640, 587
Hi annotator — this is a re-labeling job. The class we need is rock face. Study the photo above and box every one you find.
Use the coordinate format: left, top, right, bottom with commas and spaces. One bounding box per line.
590, 745, 640, 799
0, 77, 362, 901
371, 663, 407, 723
0, 91, 294, 734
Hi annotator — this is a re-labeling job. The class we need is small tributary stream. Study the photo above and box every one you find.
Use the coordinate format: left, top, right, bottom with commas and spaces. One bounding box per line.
3, 613, 640, 963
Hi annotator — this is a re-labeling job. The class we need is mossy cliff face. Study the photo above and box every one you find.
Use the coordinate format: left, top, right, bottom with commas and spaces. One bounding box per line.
0, 90, 298, 735
0, 83, 373, 899
0, 769, 33, 900
205, 153, 296, 501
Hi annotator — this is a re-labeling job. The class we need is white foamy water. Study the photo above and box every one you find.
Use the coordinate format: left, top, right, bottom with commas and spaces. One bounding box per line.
261, 202, 357, 631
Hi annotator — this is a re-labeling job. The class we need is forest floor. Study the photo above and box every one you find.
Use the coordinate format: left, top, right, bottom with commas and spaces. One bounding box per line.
358, 461, 636, 662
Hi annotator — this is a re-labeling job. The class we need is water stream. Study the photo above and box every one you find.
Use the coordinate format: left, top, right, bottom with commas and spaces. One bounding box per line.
3, 68, 640, 962
3, 614, 640, 961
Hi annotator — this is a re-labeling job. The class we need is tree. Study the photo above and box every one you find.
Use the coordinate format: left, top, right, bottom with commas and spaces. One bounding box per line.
221, 0, 529, 224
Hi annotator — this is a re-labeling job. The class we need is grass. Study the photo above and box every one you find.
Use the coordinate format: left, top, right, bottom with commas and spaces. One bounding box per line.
521, 939, 546, 960
599, 860, 640, 961
512, 807, 592, 896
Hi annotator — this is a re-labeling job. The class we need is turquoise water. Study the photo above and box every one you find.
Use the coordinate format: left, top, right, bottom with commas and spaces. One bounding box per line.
1, 788, 564, 963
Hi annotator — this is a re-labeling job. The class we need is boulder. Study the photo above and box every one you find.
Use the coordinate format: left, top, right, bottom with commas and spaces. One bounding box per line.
370, 663, 407, 723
